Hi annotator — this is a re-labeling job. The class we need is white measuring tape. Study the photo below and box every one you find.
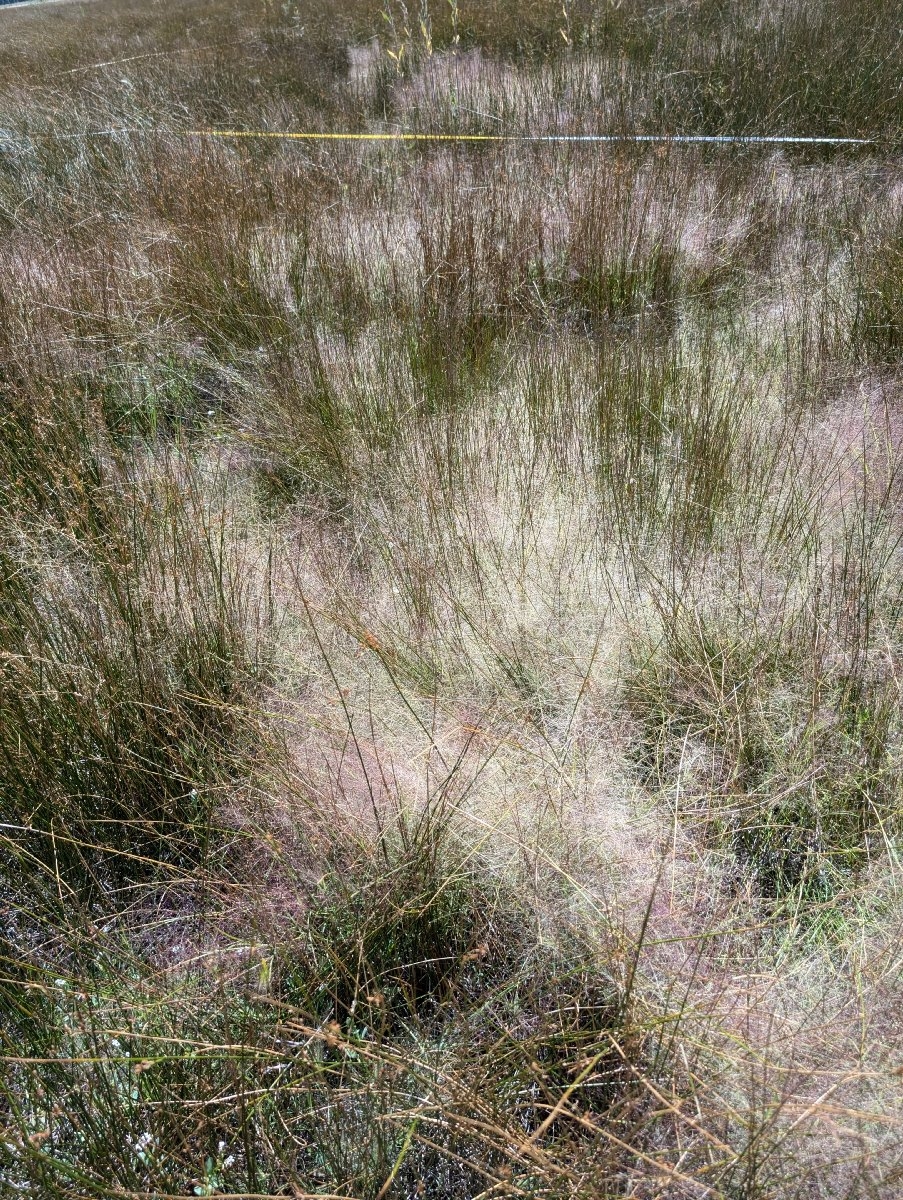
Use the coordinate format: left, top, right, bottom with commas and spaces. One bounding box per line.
192, 131, 875, 145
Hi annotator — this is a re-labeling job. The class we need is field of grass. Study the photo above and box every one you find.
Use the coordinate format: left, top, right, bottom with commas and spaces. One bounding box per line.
1, 1, 903, 1196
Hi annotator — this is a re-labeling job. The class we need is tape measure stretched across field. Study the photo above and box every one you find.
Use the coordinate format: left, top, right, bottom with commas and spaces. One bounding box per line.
0, 127, 879, 146
190, 130, 874, 146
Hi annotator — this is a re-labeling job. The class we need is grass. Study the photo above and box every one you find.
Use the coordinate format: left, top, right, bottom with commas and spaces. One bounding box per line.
1, 0, 903, 1196
853, 209, 903, 363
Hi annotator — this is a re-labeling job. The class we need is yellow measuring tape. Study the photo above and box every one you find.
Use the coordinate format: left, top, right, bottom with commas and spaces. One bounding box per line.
190, 130, 505, 141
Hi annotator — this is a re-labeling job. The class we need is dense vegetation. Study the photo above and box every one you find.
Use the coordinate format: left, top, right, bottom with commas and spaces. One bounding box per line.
1, 0, 902, 1196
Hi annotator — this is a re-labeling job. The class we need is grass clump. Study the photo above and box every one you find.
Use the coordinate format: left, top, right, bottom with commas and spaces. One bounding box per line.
96, 354, 223, 442
243, 341, 356, 517
1, 811, 644, 1198
0, 417, 269, 890
853, 211, 903, 363
626, 603, 902, 902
